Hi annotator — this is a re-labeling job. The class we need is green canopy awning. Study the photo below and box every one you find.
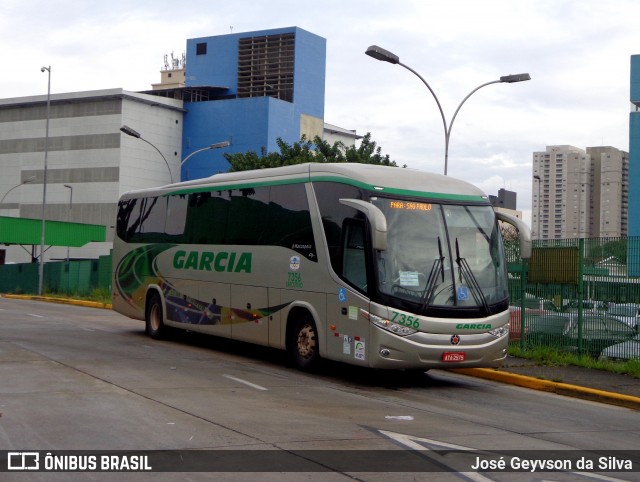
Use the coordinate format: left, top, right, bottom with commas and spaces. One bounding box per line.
0, 216, 106, 247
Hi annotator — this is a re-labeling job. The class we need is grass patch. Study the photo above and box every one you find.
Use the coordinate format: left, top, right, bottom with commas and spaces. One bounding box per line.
508, 344, 640, 378
41, 287, 111, 304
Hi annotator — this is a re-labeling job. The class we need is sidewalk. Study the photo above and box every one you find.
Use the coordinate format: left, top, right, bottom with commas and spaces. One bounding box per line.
454, 356, 640, 411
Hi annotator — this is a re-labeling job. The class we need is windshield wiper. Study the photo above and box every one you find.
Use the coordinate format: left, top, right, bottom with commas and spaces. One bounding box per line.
420, 237, 445, 311
455, 238, 490, 314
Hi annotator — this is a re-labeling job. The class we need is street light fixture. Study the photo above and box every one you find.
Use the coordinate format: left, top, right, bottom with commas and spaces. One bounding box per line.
38, 65, 51, 296
500, 74, 532, 83
64, 184, 73, 262
181, 140, 231, 166
120, 125, 174, 183
365, 45, 531, 176
0, 176, 36, 205
64, 184, 73, 210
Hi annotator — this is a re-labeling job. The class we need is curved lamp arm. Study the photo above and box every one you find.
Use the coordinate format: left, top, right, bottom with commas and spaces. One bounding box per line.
120, 125, 173, 184
181, 141, 231, 166
1, 176, 36, 204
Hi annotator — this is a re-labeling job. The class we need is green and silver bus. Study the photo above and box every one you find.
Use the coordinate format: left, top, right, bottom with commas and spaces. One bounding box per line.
112, 163, 531, 370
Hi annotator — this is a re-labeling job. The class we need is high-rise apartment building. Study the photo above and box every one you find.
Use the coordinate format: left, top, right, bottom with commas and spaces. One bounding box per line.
532, 145, 628, 240
587, 146, 629, 237
532, 146, 589, 240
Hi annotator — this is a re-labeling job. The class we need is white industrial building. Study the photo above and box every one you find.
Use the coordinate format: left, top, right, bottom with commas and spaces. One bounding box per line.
0, 85, 364, 265
0, 89, 184, 263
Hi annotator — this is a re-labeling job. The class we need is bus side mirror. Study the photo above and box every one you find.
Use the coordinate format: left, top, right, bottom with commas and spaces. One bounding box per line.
495, 211, 532, 259
339, 198, 387, 251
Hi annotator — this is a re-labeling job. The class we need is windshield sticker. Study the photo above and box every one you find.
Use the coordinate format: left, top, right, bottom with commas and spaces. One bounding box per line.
354, 339, 366, 360
399, 271, 420, 287
457, 286, 469, 301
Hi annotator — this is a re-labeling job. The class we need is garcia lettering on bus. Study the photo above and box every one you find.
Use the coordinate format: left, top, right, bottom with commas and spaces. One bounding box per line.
456, 323, 492, 330
173, 250, 252, 273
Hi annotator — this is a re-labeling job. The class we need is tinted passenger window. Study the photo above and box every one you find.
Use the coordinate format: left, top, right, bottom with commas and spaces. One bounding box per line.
116, 199, 137, 242
116, 197, 166, 243
138, 197, 167, 241
342, 221, 367, 291
166, 194, 188, 238
268, 184, 316, 260
183, 187, 269, 244
313, 182, 364, 274
227, 187, 270, 244
117, 183, 317, 261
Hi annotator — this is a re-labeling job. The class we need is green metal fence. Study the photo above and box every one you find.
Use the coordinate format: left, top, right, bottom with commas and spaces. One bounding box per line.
507, 237, 640, 360
0, 254, 112, 296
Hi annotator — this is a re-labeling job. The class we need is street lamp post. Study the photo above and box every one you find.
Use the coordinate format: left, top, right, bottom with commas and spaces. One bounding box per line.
181, 141, 232, 180
120, 125, 174, 183
64, 184, 73, 262
38, 65, 51, 296
533, 174, 541, 239
365, 45, 530, 175
0, 176, 36, 206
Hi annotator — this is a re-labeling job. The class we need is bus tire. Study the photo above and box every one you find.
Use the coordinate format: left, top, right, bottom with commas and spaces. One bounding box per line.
289, 314, 319, 370
145, 293, 166, 339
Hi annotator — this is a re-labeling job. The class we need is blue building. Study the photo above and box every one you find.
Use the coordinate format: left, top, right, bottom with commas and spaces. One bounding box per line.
629, 55, 640, 276
0, 27, 335, 265
176, 27, 326, 180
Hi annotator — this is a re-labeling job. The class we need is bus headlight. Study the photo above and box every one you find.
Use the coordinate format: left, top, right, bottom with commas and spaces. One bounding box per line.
360, 309, 418, 336
489, 325, 508, 338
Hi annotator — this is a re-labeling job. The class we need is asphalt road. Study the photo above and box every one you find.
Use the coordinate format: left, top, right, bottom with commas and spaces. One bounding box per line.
0, 297, 638, 481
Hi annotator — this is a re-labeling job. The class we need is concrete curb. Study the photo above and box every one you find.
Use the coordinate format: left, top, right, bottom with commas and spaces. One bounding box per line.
452, 368, 640, 411
2, 293, 112, 310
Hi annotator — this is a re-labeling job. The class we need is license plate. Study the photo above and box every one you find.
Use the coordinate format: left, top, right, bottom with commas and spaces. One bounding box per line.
442, 352, 466, 362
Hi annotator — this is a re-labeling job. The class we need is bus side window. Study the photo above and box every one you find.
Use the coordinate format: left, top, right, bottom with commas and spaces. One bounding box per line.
342, 220, 368, 292
165, 194, 187, 240
116, 199, 137, 242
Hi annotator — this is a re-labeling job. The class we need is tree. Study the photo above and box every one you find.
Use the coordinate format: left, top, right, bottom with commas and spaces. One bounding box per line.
224, 133, 403, 172
587, 238, 628, 264
499, 221, 522, 262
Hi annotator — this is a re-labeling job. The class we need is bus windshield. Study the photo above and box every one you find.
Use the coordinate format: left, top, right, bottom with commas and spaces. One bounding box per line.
371, 197, 508, 313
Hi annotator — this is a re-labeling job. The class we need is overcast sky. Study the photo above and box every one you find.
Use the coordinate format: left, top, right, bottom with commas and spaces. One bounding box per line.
3, 0, 640, 226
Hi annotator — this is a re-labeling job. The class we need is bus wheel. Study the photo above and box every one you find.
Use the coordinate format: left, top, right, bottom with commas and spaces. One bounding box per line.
290, 315, 319, 370
145, 294, 166, 339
